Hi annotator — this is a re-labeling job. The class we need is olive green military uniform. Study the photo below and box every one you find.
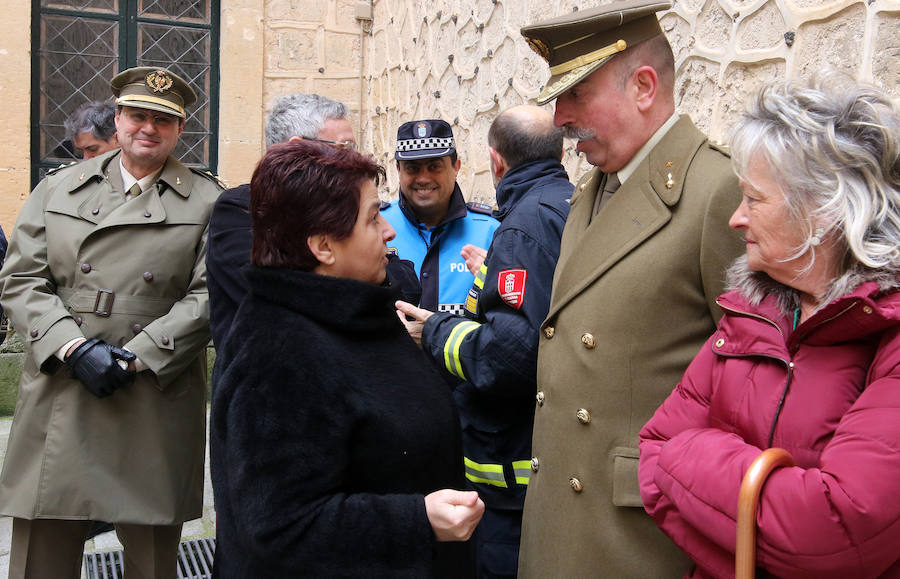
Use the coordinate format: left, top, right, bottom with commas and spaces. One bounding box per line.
0, 67, 222, 579
519, 117, 743, 577
517, 2, 744, 576
0, 149, 221, 575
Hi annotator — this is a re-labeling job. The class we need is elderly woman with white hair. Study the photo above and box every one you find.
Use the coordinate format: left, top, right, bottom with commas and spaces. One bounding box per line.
638, 75, 900, 579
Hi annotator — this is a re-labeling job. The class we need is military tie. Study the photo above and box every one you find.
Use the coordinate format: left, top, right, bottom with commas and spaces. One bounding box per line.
592, 172, 620, 216
126, 183, 142, 200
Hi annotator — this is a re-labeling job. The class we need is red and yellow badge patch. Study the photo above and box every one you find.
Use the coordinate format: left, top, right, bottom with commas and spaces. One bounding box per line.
498, 269, 527, 310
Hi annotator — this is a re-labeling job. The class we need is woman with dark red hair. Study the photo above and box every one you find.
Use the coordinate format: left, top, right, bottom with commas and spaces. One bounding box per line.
209, 140, 482, 578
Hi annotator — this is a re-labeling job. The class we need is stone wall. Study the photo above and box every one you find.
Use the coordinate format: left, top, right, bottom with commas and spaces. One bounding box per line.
0, 3, 33, 233
263, 0, 369, 116
360, 0, 900, 203
0, 0, 896, 232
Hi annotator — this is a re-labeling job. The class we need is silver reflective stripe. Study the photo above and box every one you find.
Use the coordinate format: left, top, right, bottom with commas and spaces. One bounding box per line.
512, 460, 531, 485
464, 457, 508, 488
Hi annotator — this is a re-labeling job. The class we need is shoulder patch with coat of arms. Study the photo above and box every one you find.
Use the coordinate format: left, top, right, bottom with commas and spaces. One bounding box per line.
498, 269, 527, 310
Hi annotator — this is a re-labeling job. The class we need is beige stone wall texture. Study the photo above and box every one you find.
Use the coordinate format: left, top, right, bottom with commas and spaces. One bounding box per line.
1, 0, 896, 233
261, 0, 372, 142
0, 2, 32, 233
357, 0, 899, 203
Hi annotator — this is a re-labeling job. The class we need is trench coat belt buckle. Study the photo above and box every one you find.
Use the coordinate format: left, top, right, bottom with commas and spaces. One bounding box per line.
92, 289, 115, 317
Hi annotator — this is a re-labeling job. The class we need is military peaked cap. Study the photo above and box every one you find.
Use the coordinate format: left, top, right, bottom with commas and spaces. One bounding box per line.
110, 67, 197, 119
521, 0, 671, 104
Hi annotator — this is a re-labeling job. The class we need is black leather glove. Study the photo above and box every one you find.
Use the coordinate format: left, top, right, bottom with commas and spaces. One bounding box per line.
66, 338, 137, 398
386, 254, 422, 306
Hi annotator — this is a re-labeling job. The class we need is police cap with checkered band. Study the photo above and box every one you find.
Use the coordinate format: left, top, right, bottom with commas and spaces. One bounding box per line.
395, 119, 456, 161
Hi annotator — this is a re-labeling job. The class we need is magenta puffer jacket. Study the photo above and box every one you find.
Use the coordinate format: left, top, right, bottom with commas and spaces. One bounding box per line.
639, 279, 900, 579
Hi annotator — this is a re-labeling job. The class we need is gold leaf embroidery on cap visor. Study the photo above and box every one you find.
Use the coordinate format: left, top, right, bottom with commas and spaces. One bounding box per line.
526, 37, 551, 61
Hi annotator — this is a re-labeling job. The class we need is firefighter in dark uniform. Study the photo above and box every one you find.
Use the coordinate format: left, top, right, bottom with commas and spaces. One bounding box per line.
397, 105, 572, 578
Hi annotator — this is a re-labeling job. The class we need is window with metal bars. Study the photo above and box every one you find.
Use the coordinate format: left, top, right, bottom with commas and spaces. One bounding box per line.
31, 0, 219, 187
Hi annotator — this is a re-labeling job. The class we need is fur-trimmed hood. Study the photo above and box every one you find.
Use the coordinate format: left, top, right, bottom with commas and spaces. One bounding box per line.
726, 254, 900, 317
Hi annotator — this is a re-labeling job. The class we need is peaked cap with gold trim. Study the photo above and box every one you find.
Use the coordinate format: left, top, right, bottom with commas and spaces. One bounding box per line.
521, 0, 671, 105
109, 66, 197, 119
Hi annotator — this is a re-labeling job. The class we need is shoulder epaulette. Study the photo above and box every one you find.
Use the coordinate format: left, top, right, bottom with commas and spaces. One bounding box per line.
379, 200, 392, 211
46, 161, 78, 176
190, 167, 227, 189
466, 201, 494, 215
708, 139, 731, 157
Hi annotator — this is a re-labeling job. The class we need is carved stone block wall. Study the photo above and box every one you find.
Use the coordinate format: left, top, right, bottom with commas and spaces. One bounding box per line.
262, 0, 369, 141
355, 0, 899, 203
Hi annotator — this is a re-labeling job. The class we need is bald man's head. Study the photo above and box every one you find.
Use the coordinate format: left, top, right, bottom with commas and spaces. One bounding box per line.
488, 105, 564, 171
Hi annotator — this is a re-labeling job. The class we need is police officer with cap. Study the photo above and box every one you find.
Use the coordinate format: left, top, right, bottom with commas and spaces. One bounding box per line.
0, 66, 222, 578
381, 119, 499, 315
516, 1, 743, 577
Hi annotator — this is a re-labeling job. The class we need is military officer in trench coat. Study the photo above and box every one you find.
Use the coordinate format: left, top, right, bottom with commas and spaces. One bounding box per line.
0, 67, 222, 579
517, 2, 745, 577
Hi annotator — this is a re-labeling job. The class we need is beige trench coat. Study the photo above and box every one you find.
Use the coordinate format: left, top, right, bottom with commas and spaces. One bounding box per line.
518, 116, 745, 578
0, 149, 221, 524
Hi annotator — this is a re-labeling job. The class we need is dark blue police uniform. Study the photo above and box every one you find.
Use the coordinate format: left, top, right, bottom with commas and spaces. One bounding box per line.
420, 158, 572, 578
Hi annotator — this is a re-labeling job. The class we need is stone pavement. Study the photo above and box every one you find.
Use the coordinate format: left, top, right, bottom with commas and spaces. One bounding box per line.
0, 414, 216, 578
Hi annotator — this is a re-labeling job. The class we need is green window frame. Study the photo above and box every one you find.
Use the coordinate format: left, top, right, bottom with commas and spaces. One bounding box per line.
31, 0, 220, 187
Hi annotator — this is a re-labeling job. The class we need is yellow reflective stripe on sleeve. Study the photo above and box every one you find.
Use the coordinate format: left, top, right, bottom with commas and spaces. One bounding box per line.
442, 320, 480, 380
464, 457, 508, 488
465, 294, 478, 315
512, 460, 531, 485
474, 264, 487, 289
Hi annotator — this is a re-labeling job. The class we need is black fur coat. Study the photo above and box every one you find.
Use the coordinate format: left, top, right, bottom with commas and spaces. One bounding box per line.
210, 267, 473, 578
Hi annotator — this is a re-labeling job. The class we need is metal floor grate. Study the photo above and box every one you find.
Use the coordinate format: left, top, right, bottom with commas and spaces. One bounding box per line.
84, 537, 216, 579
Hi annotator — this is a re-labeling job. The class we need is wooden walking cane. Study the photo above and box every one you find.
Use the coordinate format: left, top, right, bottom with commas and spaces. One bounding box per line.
736, 448, 794, 579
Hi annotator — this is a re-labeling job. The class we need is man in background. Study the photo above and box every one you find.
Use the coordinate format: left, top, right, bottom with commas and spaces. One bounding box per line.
397, 105, 572, 578
62, 99, 125, 540
64, 100, 119, 159
516, 1, 744, 576
207, 93, 359, 347
382, 119, 499, 315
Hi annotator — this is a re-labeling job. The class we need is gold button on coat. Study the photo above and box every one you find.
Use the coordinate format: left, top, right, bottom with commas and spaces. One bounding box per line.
536, 390, 545, 406
569, 477, 583, 492
531, 457, 540, 472
543, 326, 555, 339
581, 333, 595, 349
863, 305, 873, 314
576, 408, 591, 424
715, 338, 725, 347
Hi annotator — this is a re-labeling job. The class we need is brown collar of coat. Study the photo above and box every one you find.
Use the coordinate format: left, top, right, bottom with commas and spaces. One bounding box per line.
545, 116, 706, 318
